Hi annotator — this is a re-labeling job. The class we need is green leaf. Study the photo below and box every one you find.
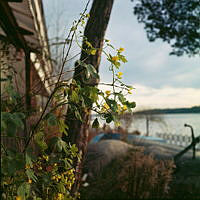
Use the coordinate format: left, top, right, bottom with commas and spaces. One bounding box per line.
17, 182, 31, 199
107, 43, 115, 49
1, 120, 6, 132
34, 132, 48, 151
12, 113, 24, 129
126, 101, 136, 108
92, 118, 99, 128
106, 99, 118, 112
118, 54, 128, 63
25, 152, 33, 168
6, 119, 17, 137
114, 61, 121, 69
26, 168, 37, 182
70, 90, 79, 103
1, 112, 25, 136
75, 110, 82, 121
57, 183, 66, 193
88, 87, 99, 102
47, 113, 57, 126
71, 144, 78, 153
15, 112, 26, 119
117, 93, 126, 104
86, 64, 99, 79
58, 119, 68, 136
104, 113, 114, 123
51, 137, 67, 152
1, 112, 10, 121
71, 26, 77, 31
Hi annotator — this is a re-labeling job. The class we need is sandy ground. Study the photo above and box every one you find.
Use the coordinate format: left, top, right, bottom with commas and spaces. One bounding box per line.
128, 138, 200, 161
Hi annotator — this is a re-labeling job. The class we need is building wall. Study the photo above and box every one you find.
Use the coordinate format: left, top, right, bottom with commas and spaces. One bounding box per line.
0, 41, 26, 98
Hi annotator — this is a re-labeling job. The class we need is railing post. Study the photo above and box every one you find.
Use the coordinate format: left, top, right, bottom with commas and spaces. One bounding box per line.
184, 124, 195, 159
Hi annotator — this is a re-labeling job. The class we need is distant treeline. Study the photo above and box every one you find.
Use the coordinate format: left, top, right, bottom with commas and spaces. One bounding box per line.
135, 106, 200, 115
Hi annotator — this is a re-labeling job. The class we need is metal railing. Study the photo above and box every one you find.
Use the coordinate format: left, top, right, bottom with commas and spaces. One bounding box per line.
156, 132, 200, 150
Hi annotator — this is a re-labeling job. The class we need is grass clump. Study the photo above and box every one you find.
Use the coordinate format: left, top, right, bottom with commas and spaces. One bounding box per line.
81, 148, 175, 200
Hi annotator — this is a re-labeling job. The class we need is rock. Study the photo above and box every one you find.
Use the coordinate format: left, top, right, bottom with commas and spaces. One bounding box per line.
84, 140, 133, 177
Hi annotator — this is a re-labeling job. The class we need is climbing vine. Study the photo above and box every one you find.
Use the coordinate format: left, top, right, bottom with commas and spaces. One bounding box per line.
1, 6, 135, 200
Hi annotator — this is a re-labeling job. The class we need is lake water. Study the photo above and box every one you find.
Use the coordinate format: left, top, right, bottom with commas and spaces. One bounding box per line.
92, 113, 200, 148
130, 113, 200, 149
129, 113, 200, 137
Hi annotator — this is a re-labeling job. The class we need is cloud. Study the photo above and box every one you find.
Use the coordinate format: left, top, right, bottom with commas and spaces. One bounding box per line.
98, 83, 200, 110
130, 84, 200, 110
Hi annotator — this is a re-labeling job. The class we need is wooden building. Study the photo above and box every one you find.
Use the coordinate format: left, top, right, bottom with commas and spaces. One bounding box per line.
0, 0, 54, 112
0, 0, 54, 150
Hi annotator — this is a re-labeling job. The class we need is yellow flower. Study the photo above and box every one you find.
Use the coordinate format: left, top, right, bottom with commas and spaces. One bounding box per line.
117, 72, 123, 79
103, 103, 110, 110
43, 155, 49, 161
90, 49, 96, 55
25, 165, 30, 169
56, 193, 64, 200
122, 105, 128, 111
54, 163, 57, 167
85, 41, 92, 48
115, 121, 121, 127
16, 196, 22, 200
86, 13, 90, 18
105, 90, 111, 96
118, 47, 124, 53
111, 56, 119, 62
28, 179, 32, 184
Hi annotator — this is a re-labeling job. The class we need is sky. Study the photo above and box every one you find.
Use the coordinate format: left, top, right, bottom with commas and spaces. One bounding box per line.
43, 0, 200, 110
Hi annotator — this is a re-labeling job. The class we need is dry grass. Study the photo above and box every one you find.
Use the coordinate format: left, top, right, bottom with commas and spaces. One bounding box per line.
81, 148, 175, 200
118, 149, 175, 199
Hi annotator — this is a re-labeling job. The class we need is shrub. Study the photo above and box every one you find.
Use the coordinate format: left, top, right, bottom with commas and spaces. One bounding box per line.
81, 147, 175, 200
118, 149, 175, 199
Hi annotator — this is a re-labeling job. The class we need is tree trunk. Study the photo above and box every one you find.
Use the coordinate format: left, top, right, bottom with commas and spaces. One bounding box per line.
64, 0, 114, 194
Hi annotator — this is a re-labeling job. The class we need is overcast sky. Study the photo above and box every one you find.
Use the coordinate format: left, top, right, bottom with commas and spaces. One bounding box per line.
43, 0, 200, 110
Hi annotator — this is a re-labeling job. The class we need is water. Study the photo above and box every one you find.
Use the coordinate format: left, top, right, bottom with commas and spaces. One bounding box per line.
130, 113, 200, 149
91, 113, 200, 148
129, 114, 200, 137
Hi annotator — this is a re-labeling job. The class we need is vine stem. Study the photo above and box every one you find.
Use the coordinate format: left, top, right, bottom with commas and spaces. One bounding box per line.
23, 1, 91, 153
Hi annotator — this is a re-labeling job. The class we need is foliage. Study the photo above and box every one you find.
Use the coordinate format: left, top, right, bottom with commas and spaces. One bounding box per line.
81, 148, 175, 200
1, 149, 79, 200
1, 71, 80, 199
132, 0, 200, 56
1, 3, 135, 200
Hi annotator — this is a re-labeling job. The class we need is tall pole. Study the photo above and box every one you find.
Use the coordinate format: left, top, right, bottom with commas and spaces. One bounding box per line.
184, 123, 195, 159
